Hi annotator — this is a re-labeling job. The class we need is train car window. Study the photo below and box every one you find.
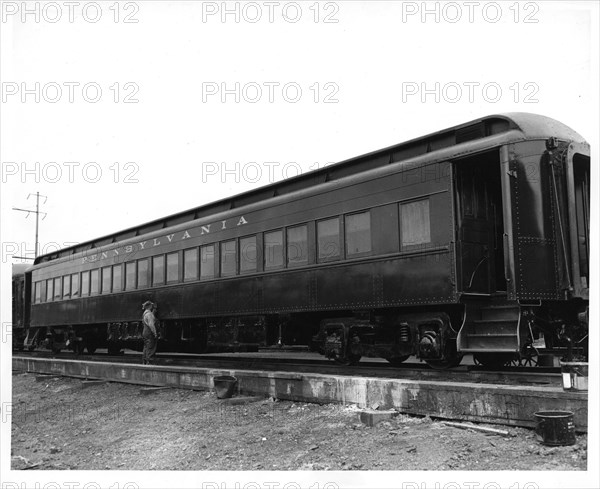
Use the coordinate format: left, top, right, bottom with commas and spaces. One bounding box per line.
63, 275, 71, 299
287, 225, 308, 267
166, 252, 179, 283
47, 279, 54, 302
81, 271, 90, 296
125, 262, 136, 290
459, 169, 486, 219
71, 273, 79, 297
152, 255, 165, 285
240, 236, 257, 273
112, 264, 122, 291
221, 240, 237, 277
137, 259, 149, 288
90, 269, 100, 295
200, 244, 215, 280
184, 248, 199, 281
264, 230, 284, 269
54, 277, 62, 300
345, 212, 372, 257
34, 282, 41, 303
317, 218, 341, 262
40, 280, 47, 302
461, 172, 474, 217
401, 199, 431, 247
101, 266, 112, 294
475, 188, 487, 219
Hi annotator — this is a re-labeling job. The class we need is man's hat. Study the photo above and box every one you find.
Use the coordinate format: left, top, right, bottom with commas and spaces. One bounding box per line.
142, 300, 154, 310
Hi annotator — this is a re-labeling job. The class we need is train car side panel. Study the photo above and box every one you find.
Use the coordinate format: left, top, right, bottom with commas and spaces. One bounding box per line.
503, 140, 573, 300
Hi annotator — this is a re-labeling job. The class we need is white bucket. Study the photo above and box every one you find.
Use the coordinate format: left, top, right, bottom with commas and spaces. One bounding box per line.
560, 362, 588, 391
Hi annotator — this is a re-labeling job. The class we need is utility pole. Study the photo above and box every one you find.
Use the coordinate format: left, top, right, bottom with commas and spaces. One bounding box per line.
12, 192, 48, 259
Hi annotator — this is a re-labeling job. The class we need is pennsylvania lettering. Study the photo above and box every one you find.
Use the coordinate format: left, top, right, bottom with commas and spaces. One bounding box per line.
82, 215, 248, 263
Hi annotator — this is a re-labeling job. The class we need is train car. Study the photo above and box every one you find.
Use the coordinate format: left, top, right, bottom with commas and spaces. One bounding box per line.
12, 264, 29, 350
23, 113, 590, 368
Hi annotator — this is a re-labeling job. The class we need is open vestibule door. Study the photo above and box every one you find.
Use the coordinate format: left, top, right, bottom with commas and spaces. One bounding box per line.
454, 150, 505, 296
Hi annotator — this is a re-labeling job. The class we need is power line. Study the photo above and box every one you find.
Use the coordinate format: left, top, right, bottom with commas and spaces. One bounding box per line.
12, 192, 48, 259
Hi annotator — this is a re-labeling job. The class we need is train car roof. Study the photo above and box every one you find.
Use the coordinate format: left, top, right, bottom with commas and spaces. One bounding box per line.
33, 112, 585, 265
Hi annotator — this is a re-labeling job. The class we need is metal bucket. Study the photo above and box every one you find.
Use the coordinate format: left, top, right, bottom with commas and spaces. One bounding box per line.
560, 361, 588, 391
534, 410, 576, 446
213, 375, 237, 399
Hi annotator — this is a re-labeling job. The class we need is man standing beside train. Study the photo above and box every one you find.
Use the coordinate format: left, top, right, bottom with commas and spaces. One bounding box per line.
141, 301, 158, 365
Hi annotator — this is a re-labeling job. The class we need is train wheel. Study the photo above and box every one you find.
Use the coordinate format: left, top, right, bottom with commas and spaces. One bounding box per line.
333, 354, 362, 366
385, 355, 410, 366
86, 344, 97, 354
511, 346, 539, 367
514, 355, 538, 367
473, 353, 514, 369
513, 345, 540, 367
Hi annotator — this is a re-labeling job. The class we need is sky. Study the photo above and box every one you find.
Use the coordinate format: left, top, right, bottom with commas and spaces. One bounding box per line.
1, 1, 599, 488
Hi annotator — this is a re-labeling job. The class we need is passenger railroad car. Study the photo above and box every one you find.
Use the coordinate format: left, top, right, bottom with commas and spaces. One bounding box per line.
21, 113, 590, 368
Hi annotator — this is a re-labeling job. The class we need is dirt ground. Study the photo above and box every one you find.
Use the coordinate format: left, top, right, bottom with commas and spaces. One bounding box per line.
10, 371, 586, 472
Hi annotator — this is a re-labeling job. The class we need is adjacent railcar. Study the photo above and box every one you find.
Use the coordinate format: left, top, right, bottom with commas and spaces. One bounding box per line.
22, 113, 590, 368
12, 264, 28, 351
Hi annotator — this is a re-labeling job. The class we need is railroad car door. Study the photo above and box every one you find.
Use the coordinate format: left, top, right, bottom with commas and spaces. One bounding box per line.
454, 152, 505, 294
501, 140, 558, 299
566, 142, 591, 299
500, 140, 588, 300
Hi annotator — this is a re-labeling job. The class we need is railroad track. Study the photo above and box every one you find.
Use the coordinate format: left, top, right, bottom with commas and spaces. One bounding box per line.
13, 349, 561, 387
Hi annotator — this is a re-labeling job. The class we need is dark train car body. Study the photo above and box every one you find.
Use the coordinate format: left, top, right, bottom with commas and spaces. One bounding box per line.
22, 113, 590, 367
12, 264, 29, 350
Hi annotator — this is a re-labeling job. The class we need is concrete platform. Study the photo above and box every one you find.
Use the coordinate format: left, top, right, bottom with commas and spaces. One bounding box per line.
12, 356, 587, 431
